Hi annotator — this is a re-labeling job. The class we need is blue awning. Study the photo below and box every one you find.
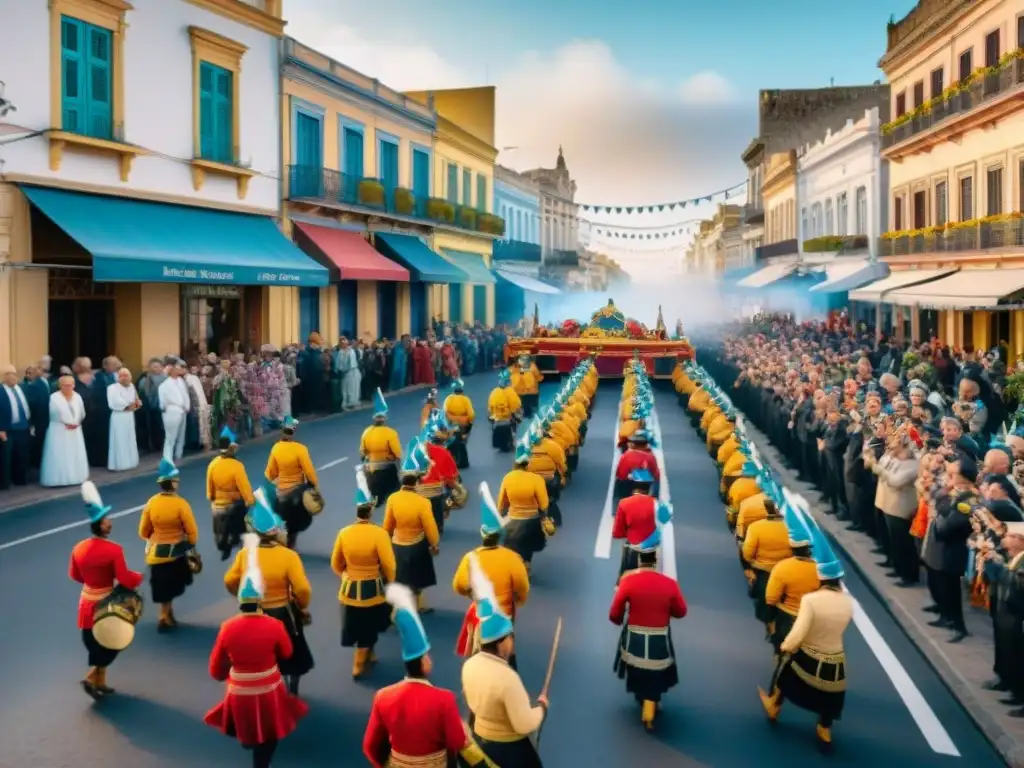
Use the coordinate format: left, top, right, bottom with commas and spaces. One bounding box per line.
374, 233, 469, 283
441, 249, 496, 284
20, 186, 328, 286
495, 268, 561, 295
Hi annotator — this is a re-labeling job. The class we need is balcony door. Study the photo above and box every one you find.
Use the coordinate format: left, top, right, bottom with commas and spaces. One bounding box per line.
412, 148, 430, 207
295, 111, 322, 197
379, 138, 399, 198
913, 190, 927, 229
342, 126, 364, 201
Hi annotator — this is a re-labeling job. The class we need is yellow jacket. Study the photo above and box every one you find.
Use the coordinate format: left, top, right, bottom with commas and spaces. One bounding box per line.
735, 493, 768, 539
497, 469, 550, 517
206, 454, 255, 508
765, 557, 820, 616
688, 388, 711, 413
225, 542, 311, 610
488, 388, 519, 421
383, 487, 440, 547
728, 476, 760, 509
330, 521, 396, 607
265, 440, 318, 492
717, 436, 739, 465
360, 425, 402, 463
742, 518, 793, 572
548, 420, 577, 453
566, 400, 588, 422
528, 437, 567, 480
722, 450, 746, 478
511, 369, 539, 396
139, 493, 199, 565
453, 545, 529, 617
444, 393, 475, 426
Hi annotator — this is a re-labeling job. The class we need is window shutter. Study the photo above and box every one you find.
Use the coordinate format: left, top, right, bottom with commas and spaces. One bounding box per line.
215, 68, 233, 163
86, 25, 113, 139
476, 174, 486, 210
199, 62, 215, 160
462, 169, 471, 206
60, 18, 84, 133
344, 128, 363, 178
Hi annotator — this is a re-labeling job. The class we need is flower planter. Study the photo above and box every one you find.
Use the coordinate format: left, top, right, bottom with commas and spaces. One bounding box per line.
357, 179, 385, 208
426, 197, 455, 224
394, 187, 415, 216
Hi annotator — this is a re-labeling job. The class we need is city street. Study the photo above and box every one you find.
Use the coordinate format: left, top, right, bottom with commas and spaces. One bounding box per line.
0, 373, 1004, 767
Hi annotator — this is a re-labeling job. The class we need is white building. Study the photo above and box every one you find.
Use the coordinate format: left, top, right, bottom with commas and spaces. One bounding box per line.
522, 147, 579, 258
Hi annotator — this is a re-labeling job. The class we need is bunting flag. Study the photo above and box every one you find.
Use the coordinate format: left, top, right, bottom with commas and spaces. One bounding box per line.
574, 180, 747, 215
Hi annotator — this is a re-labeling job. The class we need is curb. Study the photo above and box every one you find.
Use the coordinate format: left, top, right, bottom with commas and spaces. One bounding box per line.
741, 422, 1024, 767
0, 383, 431, 515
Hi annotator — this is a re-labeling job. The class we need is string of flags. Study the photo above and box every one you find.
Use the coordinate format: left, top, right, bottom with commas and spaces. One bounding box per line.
576, 180, 747, 215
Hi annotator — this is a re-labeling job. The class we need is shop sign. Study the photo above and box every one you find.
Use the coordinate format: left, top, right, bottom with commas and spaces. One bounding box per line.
182, 285, 242, 298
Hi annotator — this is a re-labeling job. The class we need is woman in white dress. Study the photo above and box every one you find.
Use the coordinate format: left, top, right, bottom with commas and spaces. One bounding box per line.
41, 374, 89, 487
107, 367, 141, 471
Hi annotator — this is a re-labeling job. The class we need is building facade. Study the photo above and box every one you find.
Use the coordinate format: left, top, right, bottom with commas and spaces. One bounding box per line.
522, 148, 579, 260
0, 0, 322, 371
874, 0, 1024, 350
740, 139, 766, 269
695, 204, 745, 276
494, 165, 541, 248
760, 150, 799, 259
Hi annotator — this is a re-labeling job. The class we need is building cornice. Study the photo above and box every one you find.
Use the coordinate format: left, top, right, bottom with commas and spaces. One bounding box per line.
435, 116, 498, 164
184, 0, 286, 37
878, 0, 974, 73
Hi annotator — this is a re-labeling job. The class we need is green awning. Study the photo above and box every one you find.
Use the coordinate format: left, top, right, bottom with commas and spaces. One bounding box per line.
375, 233, 468, 283
441, 249, 496, 284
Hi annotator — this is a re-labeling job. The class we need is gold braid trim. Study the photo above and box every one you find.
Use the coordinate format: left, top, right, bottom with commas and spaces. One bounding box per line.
790, 649, 847, 693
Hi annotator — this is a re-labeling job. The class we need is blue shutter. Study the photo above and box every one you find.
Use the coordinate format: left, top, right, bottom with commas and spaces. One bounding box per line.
409, 282, 427, 336
214, 67, 233, 163
449, 285, 463, 323
377, 282, 397, 339
412, 149, 430, 201
299, 287, 320, 342
447, 164, 458, 203
85, 24, 112, 139
473, 285, 487, 324
476, 174, 486, 211
462, 169, 472, 206
60, 18, 84, 133
338, 280, 358, 338
380, 140, 398, 193
199, 63, 215, 159
294, 111, 322, 197
342, 127, 363, 202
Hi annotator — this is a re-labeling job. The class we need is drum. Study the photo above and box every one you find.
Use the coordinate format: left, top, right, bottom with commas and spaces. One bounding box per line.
187, 549, 204, 575
92, 586, 144, 651
448, 483, 469, 510
302, 487, 324, 515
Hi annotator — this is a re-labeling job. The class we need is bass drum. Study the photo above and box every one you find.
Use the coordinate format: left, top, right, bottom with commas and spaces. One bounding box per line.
302, 487, 324, 516
92, 585, 145, 651
448, 483, 469, 510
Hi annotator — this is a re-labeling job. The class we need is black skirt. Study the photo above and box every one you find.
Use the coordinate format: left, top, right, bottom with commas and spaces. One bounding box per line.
449, 437, 469, 469
774, 648, 846, 722
340, 601, 392, 648
366, 465, 398, 508
505, 516, 546, 562
212, 500, 247, 554
149, 556, 193, 604
277, 486, 313, 535
82, 628, 119, 668
771, 610, 797, 652
751, 568, 772, 623
428, 496, 447, 535
492, 422, 514, 451
617, 544, 641, 581
264, 604, 314, 677
521, 394, 539, 417
394, 539, 437, 591
567, 450, 579, 473
474, 736, 543, 768
613, 624, 679, 703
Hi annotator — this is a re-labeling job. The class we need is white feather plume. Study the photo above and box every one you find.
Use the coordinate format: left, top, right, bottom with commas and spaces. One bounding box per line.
385, 582, 417, 615
253, 486, 270, 509
355, 464, 371, 499
242, 533, 264, 596
81, 480, 103, 508
468, 552, 497, 605
478, 481, 507, 528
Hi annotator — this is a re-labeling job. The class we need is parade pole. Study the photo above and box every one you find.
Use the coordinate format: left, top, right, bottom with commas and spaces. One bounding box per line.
534, 616, 563, 749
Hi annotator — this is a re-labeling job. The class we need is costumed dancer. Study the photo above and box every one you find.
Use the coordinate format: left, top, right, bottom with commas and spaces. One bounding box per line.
204, 533, 309, 768
759, 521, 853, 748
609, 522, 687, 731
612, 480, 672, 582
528, 419, 567, 527
421, 388, 439, 428
330, 465, 398, 678
207, 426, 255, 561
454, 482, 530, 667
462, 555, 548, 767
741, 484, 792, 637
420, 423, 461, 534
361, 388, 402, 507
443, 379, 475, 469
384, 456, 440, 614
70, 481, 144, 699
614, 430, 659, 502
363, 583, 495, 767
554, 391, 583, 472
226, 488, 314, 695
544, 402, 579, 480
265, 416, 321, 550
763, 501, 819, 654
139, 458, 199, 632
488, 369, 522, 452
511, 355, 540, 418
500, 439, 553, 572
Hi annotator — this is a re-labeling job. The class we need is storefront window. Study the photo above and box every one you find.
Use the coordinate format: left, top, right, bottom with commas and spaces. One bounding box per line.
181, 285, 243, 359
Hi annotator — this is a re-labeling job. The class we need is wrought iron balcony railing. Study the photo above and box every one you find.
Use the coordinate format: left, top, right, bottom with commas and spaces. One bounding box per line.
877, 218, 1024, 257
755, 239, 798, 260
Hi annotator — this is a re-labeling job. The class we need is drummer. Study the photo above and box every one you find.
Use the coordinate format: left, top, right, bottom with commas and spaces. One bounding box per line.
206, 426, 255, 561
265, 416, 320, 550
443, 379, 475, 469
488, 369, 522, 452
69, 481, 144, 699
511, 354, 540, 417
419, 421, 460, 535
138, 458, 199, 632
498, 439, 552, 572
384, 452, 441, 614
360, 388, 402, 507
225, 489, 314, 696
614, 431, 659, 502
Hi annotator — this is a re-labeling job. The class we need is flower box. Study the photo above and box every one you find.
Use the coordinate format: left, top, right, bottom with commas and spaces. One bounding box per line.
358, 179, 385, 208
426, 197, 455, 224
457, 206, 477, 230
394, 187, 415, 216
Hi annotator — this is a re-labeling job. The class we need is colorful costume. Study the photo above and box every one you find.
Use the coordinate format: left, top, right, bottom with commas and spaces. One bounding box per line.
443, 379, 475, 469
764, 503, 820, 652
612, 488, 672, 581
498, 441, 551, 567
206, 426, 254, 560
488, 370, 521, 452
384, 449, 441, 605
419, 427, 459, 534
361, 388, 402, 507
264, 416, 319, 548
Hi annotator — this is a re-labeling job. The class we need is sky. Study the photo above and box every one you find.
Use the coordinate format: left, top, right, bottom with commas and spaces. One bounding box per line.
285, 0, 917, 272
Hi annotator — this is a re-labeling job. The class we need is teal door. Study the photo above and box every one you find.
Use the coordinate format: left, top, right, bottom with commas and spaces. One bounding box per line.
473, 285, 487, 324
338, 280, 358, 338
413, 149, 430, 213
294, 112, 322, 197
342, 127, 364, 202
449, 284, 463, 324
377, 282, 397, 339
410, 282, 427, 336
446, 164, 459, 203
379, 140, 399, 206
299, 287, 320, 341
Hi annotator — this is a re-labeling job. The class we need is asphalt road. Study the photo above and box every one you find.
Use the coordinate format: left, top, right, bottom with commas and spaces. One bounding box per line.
0, 372, 1005, 767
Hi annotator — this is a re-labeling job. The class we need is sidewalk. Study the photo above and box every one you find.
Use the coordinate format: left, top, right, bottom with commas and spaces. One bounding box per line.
0, 383, 429, 514
743, 420, 1024, 768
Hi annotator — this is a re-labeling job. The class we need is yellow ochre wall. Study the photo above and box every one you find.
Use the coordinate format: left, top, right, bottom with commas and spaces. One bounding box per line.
0, 184, 48, 370
114, 284, 181, 372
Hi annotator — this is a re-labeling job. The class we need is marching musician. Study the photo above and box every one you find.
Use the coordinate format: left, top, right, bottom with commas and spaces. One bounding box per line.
544, 403, 579, 480
612, 470, 670, 581
363, 584, 495, 767
566, 385, 590, 444
763, 504, 819, 655
138, 458, 198, 632
609, 524, 687, 731
614, 431, 659, 501
511, 355, 540, 418
265, 416, 320, 550
759, 524, 853, 748
206, 426, 254, 561
421, 388, 439, 428
420, 424, 460, 534
528, 419, 568, 526
618, 410, 645, 452
498, 440, 552, 572
488, 369, 522, 452
443, 379, 475, 469
360, 388, 402, 507
70, 481, 144, 699
454, 482, 530, 668
225, 489, 313, 696
384, 452, 441, 614
204, 534, 308, 768
741, 497, 792, 636
462, 555, 548, 767
330, 466, 397, 679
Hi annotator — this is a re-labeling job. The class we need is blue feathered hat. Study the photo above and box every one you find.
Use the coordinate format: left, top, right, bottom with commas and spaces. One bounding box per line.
400, 439, 426, 475
469, 553, 514, 644
81, 481, 111, 523
386, 583, 431, 661
372, 387, 388, 419
478, 481, 506, 537
451, 379, 465, 391
628, 466, 655, 484
782, 500, 812, 547
498, 369, 510, 386
354, 464, 374, 507
238, 533, 265, 604
741, 459, 760, 476
219, 426, 238, 446
157, 457, 179, 483
514, 440, 532, 465
808, 514, 844, 580
282, 415, 299, 432
655, 500, 673, 526
249, 486, 286, 535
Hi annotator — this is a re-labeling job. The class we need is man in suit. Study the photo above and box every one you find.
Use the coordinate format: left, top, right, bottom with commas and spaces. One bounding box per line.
0, 363, 33, 490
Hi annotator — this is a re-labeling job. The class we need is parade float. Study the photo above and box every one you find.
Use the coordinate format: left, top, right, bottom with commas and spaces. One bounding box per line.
506, 299, 695, 378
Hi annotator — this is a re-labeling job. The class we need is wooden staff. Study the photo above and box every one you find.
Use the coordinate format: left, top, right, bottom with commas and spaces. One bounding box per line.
535, 616, 563, 749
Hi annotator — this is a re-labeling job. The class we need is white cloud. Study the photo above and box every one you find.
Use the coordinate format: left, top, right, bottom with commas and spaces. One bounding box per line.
678, 70, 736, 105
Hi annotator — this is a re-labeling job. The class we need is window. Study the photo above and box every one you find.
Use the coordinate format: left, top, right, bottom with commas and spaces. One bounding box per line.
812, 202, 823, 237
60, 17, 113, 139
855, 187, 867, 234
446, 163, 458, 203
985, 30, 1000, 67
837, 192, 848, 235
342, 125, 364, 177
200, 62, 234, 163
935, 181, 947, 226
987, 166, 1003, 216
462, 168, 472, 206
959, 176, 973, 220
913, 190, 927, 228
801, 207, 809, 241
476, 173, 487, 211
379, 136, 399, 193
959, 49, 973, 82
293, 109, 321, 173
894, 196, 903, 230
895, 91, 906, 117
412, 147, 430, 201
1019, 14, 1024, 48
824, 198, 834, 235
931, 67, 944, 98
913, 81, 925, 108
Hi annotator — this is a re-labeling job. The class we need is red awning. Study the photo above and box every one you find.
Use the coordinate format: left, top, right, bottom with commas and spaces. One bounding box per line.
294, 222, 409, 282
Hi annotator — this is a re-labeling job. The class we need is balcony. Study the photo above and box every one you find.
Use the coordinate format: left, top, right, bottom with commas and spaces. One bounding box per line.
755, 239, 798, 260
881, 57, 1024, 157
288, 165, 504, 237
878, 217, 1024, 258
742, 203, 764, 225
493, 240, 542, 262
803, 235, 869, 254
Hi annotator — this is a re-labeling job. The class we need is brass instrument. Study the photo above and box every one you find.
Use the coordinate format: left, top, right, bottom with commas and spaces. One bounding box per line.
187, 549, 203, 575
446, 483, 469, 510
302, 486, 325, 515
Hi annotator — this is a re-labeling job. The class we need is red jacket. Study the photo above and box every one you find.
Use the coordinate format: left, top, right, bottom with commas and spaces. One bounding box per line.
363, 679, 468, 767
609, 568, 687, 628
615, 448, 659, 481
68, 537, 144, 629
422, 441, 458, 486
612, 494, 657, 545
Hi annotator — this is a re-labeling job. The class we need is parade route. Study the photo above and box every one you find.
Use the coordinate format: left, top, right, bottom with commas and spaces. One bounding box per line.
0, 376, 1007, 767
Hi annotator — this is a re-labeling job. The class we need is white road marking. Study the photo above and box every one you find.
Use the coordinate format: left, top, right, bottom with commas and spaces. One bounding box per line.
594, 394, 624, 559
0, 456, 349, 551
843, 585, 960, 756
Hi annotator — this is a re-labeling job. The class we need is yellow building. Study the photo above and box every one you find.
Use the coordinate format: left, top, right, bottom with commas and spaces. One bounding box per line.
406, 87, 500, 326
